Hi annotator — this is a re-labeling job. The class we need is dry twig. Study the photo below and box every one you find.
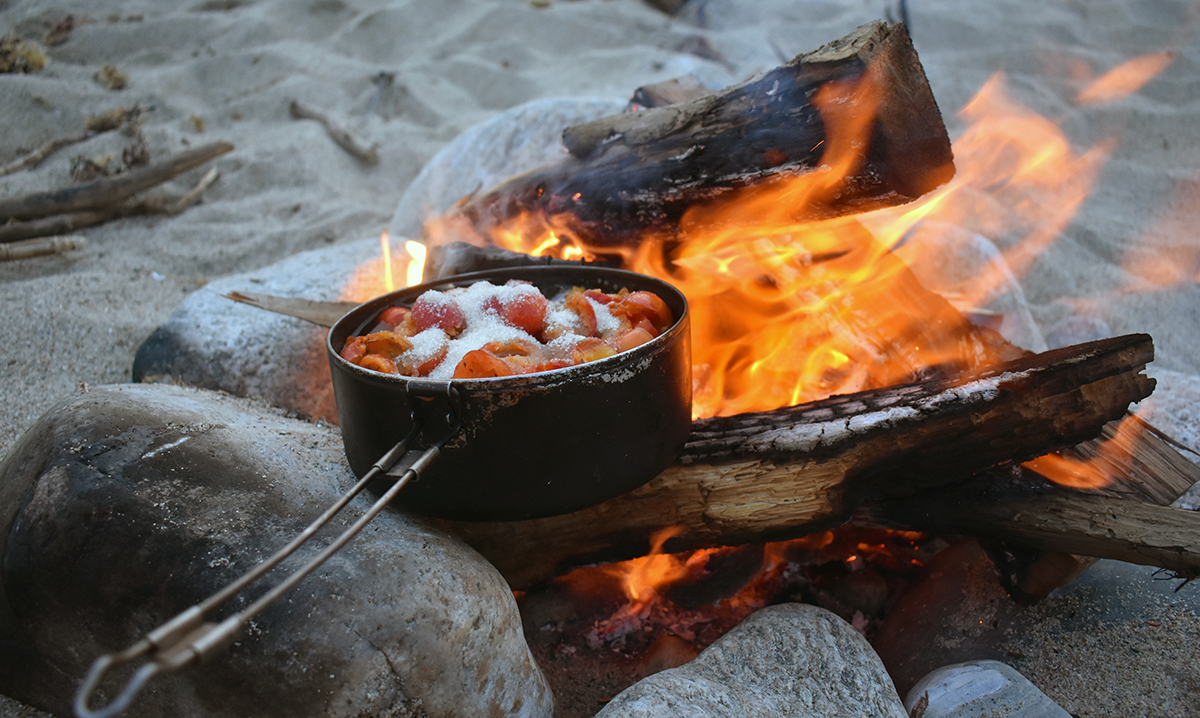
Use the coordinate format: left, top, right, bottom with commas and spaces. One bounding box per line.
0, 106, 142, 178
289, 99, 379, 164
0, 234, 86, 262
0, 166, 223, 244
0, 133, 91, 177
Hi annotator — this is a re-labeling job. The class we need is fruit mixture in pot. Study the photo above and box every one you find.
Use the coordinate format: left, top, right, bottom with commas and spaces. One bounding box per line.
340, 279, 675, 379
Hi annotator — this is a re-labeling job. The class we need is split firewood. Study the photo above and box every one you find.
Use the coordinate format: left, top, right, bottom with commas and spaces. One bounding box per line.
289, 100, 379, 165
861, 451, 1200, 581
0, 234, 86, 262
435, 21, 953, 251
0, 167, 222, 244
0, 141, 232, 227
449, 334, 1156, 589
947, 493, 1200, 580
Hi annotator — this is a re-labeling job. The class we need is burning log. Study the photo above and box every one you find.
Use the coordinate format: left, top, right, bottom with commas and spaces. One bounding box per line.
434, 21, 953, 252
449, 334, 1157, 589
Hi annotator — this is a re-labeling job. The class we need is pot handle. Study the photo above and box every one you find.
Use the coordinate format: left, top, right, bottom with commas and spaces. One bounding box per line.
74, 386, 463, 718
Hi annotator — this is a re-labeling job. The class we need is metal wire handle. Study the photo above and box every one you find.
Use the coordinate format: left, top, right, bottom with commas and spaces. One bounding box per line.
75, 384, 462, 718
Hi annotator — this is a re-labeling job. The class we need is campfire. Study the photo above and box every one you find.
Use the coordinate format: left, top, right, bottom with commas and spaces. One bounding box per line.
205, 20, 1200, 717
4, 16, 1196, 718
342, 19, 1196, 713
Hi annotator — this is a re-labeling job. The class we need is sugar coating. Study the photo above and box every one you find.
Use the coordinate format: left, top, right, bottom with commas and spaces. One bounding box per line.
383, 281, 632, 379
419, 282, 540, 379
591, 298, 620, 334
406, 327, 449, 367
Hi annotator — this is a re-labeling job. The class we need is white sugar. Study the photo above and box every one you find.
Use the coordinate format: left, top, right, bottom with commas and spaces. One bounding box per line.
404, 327, 449, 366
543, 305, 578, 337
422, 282, 538, 379
417, 288, 455, 307
591, 298, 619, 334
389, 281, 627, 379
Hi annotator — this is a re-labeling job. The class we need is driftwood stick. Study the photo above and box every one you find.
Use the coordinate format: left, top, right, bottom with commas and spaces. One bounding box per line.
0, 209, 137, 244
450, 334, 1156, 589
0, 166, 223, 244
0, 141, 233, 224
0, 132, 90, 177
289, 100, 379, 165
222, 290, 359, 328
0, 234, 87, 262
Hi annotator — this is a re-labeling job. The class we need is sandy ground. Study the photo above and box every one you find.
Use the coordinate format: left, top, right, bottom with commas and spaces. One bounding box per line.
2, 0, 1199, 716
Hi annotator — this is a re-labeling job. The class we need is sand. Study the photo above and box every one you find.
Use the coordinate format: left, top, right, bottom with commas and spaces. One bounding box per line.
2, 0, 1198, 716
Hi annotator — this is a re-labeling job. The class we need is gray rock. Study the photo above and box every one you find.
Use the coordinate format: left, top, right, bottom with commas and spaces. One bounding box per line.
388, 97, 627, 241
131, 238, 381, 422
0, 384, 552, 718
905, 660, 1071, 717
594, 603, 907, 718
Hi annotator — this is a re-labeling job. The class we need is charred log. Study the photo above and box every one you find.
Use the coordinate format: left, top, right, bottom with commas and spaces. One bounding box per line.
436, 21, 953, 252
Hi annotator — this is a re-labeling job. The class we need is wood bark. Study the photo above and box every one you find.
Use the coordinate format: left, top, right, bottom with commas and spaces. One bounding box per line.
448, 334, 1156, 589
437, 21, 953, 251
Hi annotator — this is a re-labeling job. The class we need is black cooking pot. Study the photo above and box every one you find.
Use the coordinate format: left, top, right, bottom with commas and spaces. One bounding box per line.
326, 265, 692, 521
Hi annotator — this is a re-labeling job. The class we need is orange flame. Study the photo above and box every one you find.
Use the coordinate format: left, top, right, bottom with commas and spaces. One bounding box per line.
1077, 51, 1175, 105
407, 58, 1149, 610
342, 236, 428, 302
404, 239, 427, 286
1022, 415, 1142, 489
380, 231, 394, 292
429, 69, 1116, 417
614, 525, 691, 605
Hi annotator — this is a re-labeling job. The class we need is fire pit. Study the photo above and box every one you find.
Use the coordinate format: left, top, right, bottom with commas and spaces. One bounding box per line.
2, 7, 1199, 718
122, 24, 1197, 710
